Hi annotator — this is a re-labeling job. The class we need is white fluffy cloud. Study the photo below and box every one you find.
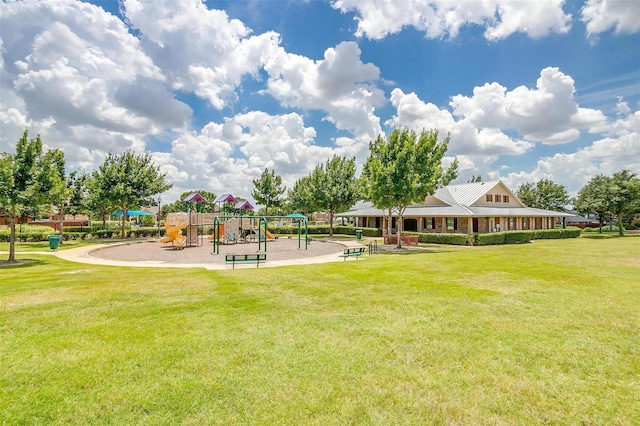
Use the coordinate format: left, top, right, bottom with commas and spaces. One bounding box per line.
331, 0, 571, 40
388, 87, 533, 159
386, 66, 629, 189
263, 41, 385, 141
450, 67, 606, 144
581, 0, 640, 36
0, 0, 191, 163
155, 111, 350, 201
499, 110, 640, 194
121, 0, 281, 110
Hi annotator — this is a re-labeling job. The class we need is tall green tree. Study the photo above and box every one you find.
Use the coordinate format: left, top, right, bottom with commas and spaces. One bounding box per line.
287, 175, 316, 218
0, 131, 61, 262
516, 179, 570, 211
573, 175, 615, 233
610, 170, 640, 236
93, 150, 172, 238
310, 156, 359, 236
66, 171, 90, 219
39, 149, 71, 237
86, 171, 117, 230
252, 168, 286, 216
362, 127, 458, 248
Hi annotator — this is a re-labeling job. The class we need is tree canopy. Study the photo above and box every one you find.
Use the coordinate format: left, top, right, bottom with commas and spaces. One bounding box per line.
92, 150, 172, 238
573, 170, 640, 235
0, 131, 65, 262
573, 175, 615, 233
516, 179, 570, 211
310, 155, 359, 236
252, 168, 286, 216
362, 127, 457, 248
287, 175, 316, 218
609, 170, 640, 236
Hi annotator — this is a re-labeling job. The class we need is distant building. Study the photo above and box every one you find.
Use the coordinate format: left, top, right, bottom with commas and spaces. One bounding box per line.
338, 180, 572, 234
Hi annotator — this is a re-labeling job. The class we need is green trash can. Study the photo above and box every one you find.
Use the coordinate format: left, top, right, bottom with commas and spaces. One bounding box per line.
355, 229, 363, 240
48, 235, 62, 251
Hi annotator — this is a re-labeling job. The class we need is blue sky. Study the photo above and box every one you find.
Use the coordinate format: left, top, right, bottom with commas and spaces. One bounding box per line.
1, 0, 638, 203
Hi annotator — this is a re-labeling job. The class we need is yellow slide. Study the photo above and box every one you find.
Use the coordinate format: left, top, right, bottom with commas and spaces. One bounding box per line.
161, 215, 187, 249
173, 230, 186, 249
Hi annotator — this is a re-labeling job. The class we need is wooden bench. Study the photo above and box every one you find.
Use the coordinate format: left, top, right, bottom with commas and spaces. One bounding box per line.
339, 247, 366, 260
225, 253, 267, 269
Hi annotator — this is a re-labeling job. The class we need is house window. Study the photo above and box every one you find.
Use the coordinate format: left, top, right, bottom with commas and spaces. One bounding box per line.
523, 218, 529, 230
509, 217, 515, 230
423, 217, 434, 230
503, 195, 510, 203
447, 217, 457, 231
495, 194, 502, 202
486, 194, 493, 202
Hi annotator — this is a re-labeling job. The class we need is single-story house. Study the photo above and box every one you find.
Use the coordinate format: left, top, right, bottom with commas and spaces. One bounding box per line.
338, 180, 573, 234
561, 210, 600, 228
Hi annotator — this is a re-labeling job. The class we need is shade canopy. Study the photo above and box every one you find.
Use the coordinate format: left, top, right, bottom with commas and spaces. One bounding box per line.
285, 214, 307, 219
111, 210, 154, 217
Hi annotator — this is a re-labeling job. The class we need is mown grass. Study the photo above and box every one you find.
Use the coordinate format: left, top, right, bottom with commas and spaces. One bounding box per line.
1, 238, 638, 424
0, 239, 105, 253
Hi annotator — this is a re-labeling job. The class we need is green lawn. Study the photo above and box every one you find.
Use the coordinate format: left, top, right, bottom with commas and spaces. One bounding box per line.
0, 239, 105, 253
1, 238, 638, 424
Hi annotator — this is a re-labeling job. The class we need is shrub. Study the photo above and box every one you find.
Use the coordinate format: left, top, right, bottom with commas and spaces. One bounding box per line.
560, 227, 582, 238
474, 232, 506, 246
405, 232, 469, 245
265, 225, 381, 237
0, 225, 57, 242
333, 226, 382, 237
532, 229, 562, 239
62, 232, 88, 240
64, 226, 91, 233
95, 230, 116, 238
503, 231, 534, 244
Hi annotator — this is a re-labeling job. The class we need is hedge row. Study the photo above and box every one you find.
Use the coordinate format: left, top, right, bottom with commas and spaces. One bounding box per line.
473, 228, 581, 245
95, 227, 164, 238
404, 232, 470, 245
0, 226, 165, 242
266, 225, 382, 237
401, 228, 581, 246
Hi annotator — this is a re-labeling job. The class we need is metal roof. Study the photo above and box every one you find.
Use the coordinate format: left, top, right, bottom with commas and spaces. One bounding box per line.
183, 192, 206, 203
214, 193, 237, 204
434, 181, 501, 206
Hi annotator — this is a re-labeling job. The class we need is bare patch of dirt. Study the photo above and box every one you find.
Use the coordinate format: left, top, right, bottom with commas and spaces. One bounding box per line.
0, 259, 36, 267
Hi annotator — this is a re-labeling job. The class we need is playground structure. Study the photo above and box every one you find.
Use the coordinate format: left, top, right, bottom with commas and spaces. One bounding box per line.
161, 192, 309, 254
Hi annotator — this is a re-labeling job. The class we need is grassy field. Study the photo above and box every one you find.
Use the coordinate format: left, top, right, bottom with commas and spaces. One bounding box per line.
0, 239, 104, 253
1, 238, 638, 425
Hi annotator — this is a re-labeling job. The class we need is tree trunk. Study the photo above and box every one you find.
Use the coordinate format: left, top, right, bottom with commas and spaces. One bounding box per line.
328, 210, 334, 237
121, 206, 127, 239
58, 204, 64, 243
8, 204, 17, 262
396, 212, 403, 249
618, 212, 625, 236
385, 209, 392, 244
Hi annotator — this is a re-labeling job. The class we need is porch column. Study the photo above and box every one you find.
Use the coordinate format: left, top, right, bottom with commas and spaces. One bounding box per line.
468, 217, 473, 233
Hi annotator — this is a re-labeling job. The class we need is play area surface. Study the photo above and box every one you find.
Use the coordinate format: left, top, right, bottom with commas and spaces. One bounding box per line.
85, 237, 354, 269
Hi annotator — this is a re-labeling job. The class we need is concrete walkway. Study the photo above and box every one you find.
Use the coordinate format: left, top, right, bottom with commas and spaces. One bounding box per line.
1, 238, 371, 270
